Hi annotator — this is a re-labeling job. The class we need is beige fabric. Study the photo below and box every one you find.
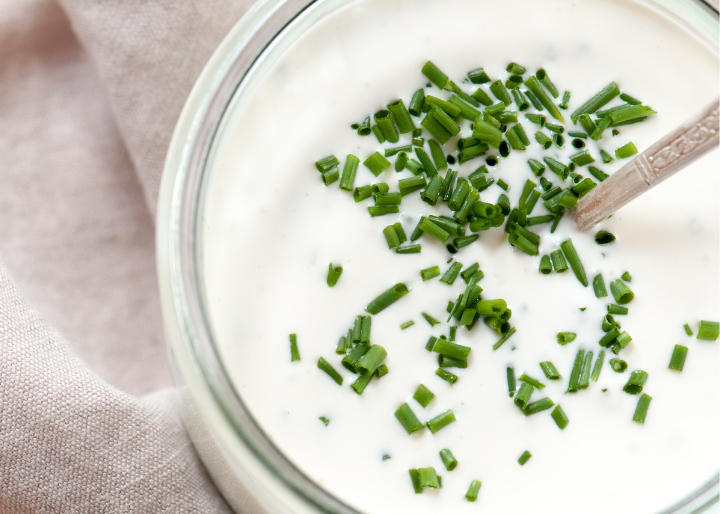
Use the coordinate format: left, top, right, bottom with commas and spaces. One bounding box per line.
0, 0, 252, 511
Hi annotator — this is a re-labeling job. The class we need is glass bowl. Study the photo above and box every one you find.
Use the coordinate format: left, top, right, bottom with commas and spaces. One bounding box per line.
157, 0, 720, 512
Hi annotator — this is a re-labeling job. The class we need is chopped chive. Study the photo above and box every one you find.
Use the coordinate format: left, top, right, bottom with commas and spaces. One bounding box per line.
620, 271, 632, 283
465, 480, 482, 502
591, 116, 612, 141
387, 99, 415, 134
383, 225, 401, 249
607, 303, 629, 314
339, 154, 360, 191
409, 469, 423, 494
514, 382, 534, 409
395, 403, 424, 434
440, 169, 458, 201
497, 179, 509, 191
551, 211, 564, 233
427, 409, 456, 433
592, 273, 608, 298
599, 149, 614, 163
540, 177, 553, 191
698, 320, 719, 341
602, 314, 619, 332
357, 344, 386, 376
539, 255, 552, 274
419, 217, 450, 243
506, 62, 526, 74
540, 361, 561, 380
319, 416, 329, 426
436, 368, 458, 384
557, 332, 576, 346
428, 139, 448, 171
523, 398, 554, 416
368, 205, 399, 217
633, 394, 652, 423
422, 61, 450, 90
449, 325, 458, 341
615, 142, 638, 159
409, 89, 426, 117
476, 299, 507, 316
553, 133, 565, 149
506, 127, 526, 150
609, 279, 634, 304
289, 334, 300, 362
567, 349, 585, 393
426, 336, 438, 352
399, 174, 427, 196
450, 81, 481, 107
421, 109, 453, 144
545, 123, 564, 134
317, 357, 343, 385
588, 166, 609, 182
440, 261, 463, 285
438, 449, 458, 471
608, 104, 656, 125
525, 113, 546, 127
560, 239, 588, 287
572, 138, 586, 149
684, 323, 693, 336
570, 82, 620, 123
415, 147, 437, 177
433, 339, 471, 361
421, 312, 440, 327
599, 326, 620, 348
518, 450, 532, 465
420, 175, 444, 206
524, 76, 564, 121
384, 145, 413, 158
578, 113, 597, 135
524, 89, 543, 111
414, 384, 435, 408
594, 230, 616, 245
519, 373, 545, 389
543, 157, 569, 180
669, 344, 688, 371
365, 283, 410, 315
336, 336, 347, 354
559, 91, 571, 109
371, 125, 385, 143
551, 405, 569, 430
623, 370, 648, 395
490, 80, 512, 106
421, 266, 441, 281
468, 67, 490, 84
578, 351, 593, 389
327, 264, 344, 287
572, 178, 596, 198
492, 327, 516, 350
610, 358, 627, 372
400, 321, 414, 330
512, 88, 530, 110
472, 120, 503, 149
352, 316, 363, 343
550, 250, 568, 273
507, 366, 517, 397
569, 150, 595, 166
357, 117, 371, 136
363, 152, 391, 177
315, 155, 339, 172
395, 152, 408, 172
527, 159, 546, 178
535, 131, 552, 150
320, 165, 339, 185
374, 110, 399, 143
536, 69, 559, 98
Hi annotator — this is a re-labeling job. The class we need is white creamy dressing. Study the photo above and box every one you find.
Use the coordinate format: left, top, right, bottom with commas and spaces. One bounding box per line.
202, 0, 719, 512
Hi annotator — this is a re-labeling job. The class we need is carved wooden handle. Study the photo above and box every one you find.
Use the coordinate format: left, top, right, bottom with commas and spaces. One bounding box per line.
570, 99, 719, 231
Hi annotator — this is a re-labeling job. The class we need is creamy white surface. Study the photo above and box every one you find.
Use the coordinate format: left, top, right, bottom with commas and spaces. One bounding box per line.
202, 0, 719, 512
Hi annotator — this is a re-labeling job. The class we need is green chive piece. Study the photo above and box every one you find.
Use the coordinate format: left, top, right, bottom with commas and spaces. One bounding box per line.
543, 157, 569, 180
357, 344, 386, 376
525, 113, 546, 127
518, 450, 532, 465
426, 336, 438, 352
528, 159, 546, 177
414, 384, 435, 408
364, 152, 391, 177
545, 123, 564, 134
599, 149, 614, 163
524, 76, 564, 122
396, 243, 421, 254
506, 127, 526, 151
384, 145, 412, 158
395, 403, 424, 434
615, 142, 638, 159
354, 185, 372, 203
365, 283, 410, 315
368, 206, 399, 217
490, 80, 512, 106
289, 334, 300, 362
578, 351, 593, 389
400, 321, 414, 330
590, 353, 604, 382
698, 321, 719, 341
523, 398, 554, 416
669, 344, 688, 371
588, 166, 609, 182
440, 261, 463, 285
524, 89, 544, 110
476, 299, 507, 316
551, 405, 569, 430
594, 230, 616, 245
540, 177, 553, 191
608, 304, 629, 315
519, 373, 545, 389
465, 480, 482, 502
572, 178, 596, 198
514, 382, 534, 409
505, 62, 526, 74
319, 416, 329, 426
421, 312, 439, 327
399, 174, 427, 196
608, 104, 656, 125
599, 327, 620, 348
428, 139, 448, 171
610, 358, 627, 372
535, 131, 552, 150
383, 225, 401, 250
357, 117, 371, 136
317, 357, 343, 385
591, 116, 612, 141
561, 239, 588, 287
578, 113, 597, 135
439, 449, 458, 471
570, 150, 595, 166
388, 99, 415, 134
319, 165, 339, 185
623, 370, 648, 395
497, 179, 509, 191
420, 110, 452, 145
468, 67, 490, 84
472, 120, 503, 149
336, 336, 347, 355
684, 323, 693, 336
374, 110, 399, 143
409, 469, 423, 494
436, 368, 458, 384
315, 155, 339, 172
421, 266, 441, 281
610, 279, 634, 304
603, 314, 619, 332
339, 155, 360, 191
427, 410, 456, 434
327, 264, 343, 287
512, 88, 530, 111
493, 327, 516, 350
570, 82, 620, 123
415, 147, 437, 177
507, 367, 516, 397
409, 89, 426, 117
419, 217, 450, 243
592, 274, 608, 298
539, 255, 552, 274
559, 91, 571, 109
433, 339, 471, 361
557, 332, 576, 346
536, 69, 559, 98
567, 349, 585, 393
551, 211, 564, 233
633, 394, 652, 423
620, 93, 642, 105
540, 361, 561, 380
371, 125, 385, 143
422, 61, 450, 89
551, 250, 568, 273
620, 271, 632, 283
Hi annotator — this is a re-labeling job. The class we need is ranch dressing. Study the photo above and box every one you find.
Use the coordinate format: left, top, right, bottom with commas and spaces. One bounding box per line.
201, 0, 719, 512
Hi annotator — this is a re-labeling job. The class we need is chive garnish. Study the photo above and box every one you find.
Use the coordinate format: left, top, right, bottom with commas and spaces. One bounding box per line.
357, 117, 371, 136
684, 323, 693, 336
339, 154, 360, 191
440, 261, 463, 285
490, 80, 513, 106
591, 116, 612, 141
422, 312, 440, 327
524, 398, 555, 416
512, 88, 530, 111
493, 327, 516, 350
400, 321, 414, 330
669, 344, 688, 371
414, 384, 435, 408
421, 266, 441, 281
433, 339, 471, 361
363, 152, 391, 177
602, 314, 619, 332
399, 174, 427, 196
514, 382, 534, 409
436, 368, 458, 384
316, 155, 339, 172
422, 61, 450, 90
551, 250, 568, 273
439, 449, 458, 471
409, 89, 426, 117
465, 480, 482, 502
357, 345, 387, 376
551, 211, 564, 233
540, 361, 561, 380
620, 271, 632, 282
336, 336, 347, 355
289, 334, 300, 362
578, 351, 593, 389
539, 255, 552, 274
609, 279, 634, 304
559, 91, 571, 109
319, 416, 329, 426
519, 373, 545, 390
567, 349, 585, 393
633, 394, 652, 423
594, 230, 616, 245
557, 332, 576, 346
518, 450, 532, 465
590, 351, 606, 382
387, 99, 415, 134
570, 81, 620, 123
427, 409, 456, 433
697, 320, 719, 341
415, 147, 437, 177
543, 157, 569, 180
395, 403, 424, 434
317, 357, 343, 385
588, 166, 609, 182
560, 239, 588, 287
383, 225, 401, 249
507, 366, 517, 397
535, 131, 552, 150
365, 283, 409, 315
615, 141, 638, 159
374, 110, 399, 143
610, 358, 627, 372
551, 405, 569, 430
524, 76, 564, 121
623, 370, 648, 395
572, 138, 586, 149
409, 469, 423, 494
599, 327, 620, 347
591, 273, 607, 298
608, 304, 629, 315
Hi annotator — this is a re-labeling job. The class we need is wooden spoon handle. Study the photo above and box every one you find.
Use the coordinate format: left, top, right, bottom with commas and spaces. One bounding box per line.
570, 99, 719, 231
